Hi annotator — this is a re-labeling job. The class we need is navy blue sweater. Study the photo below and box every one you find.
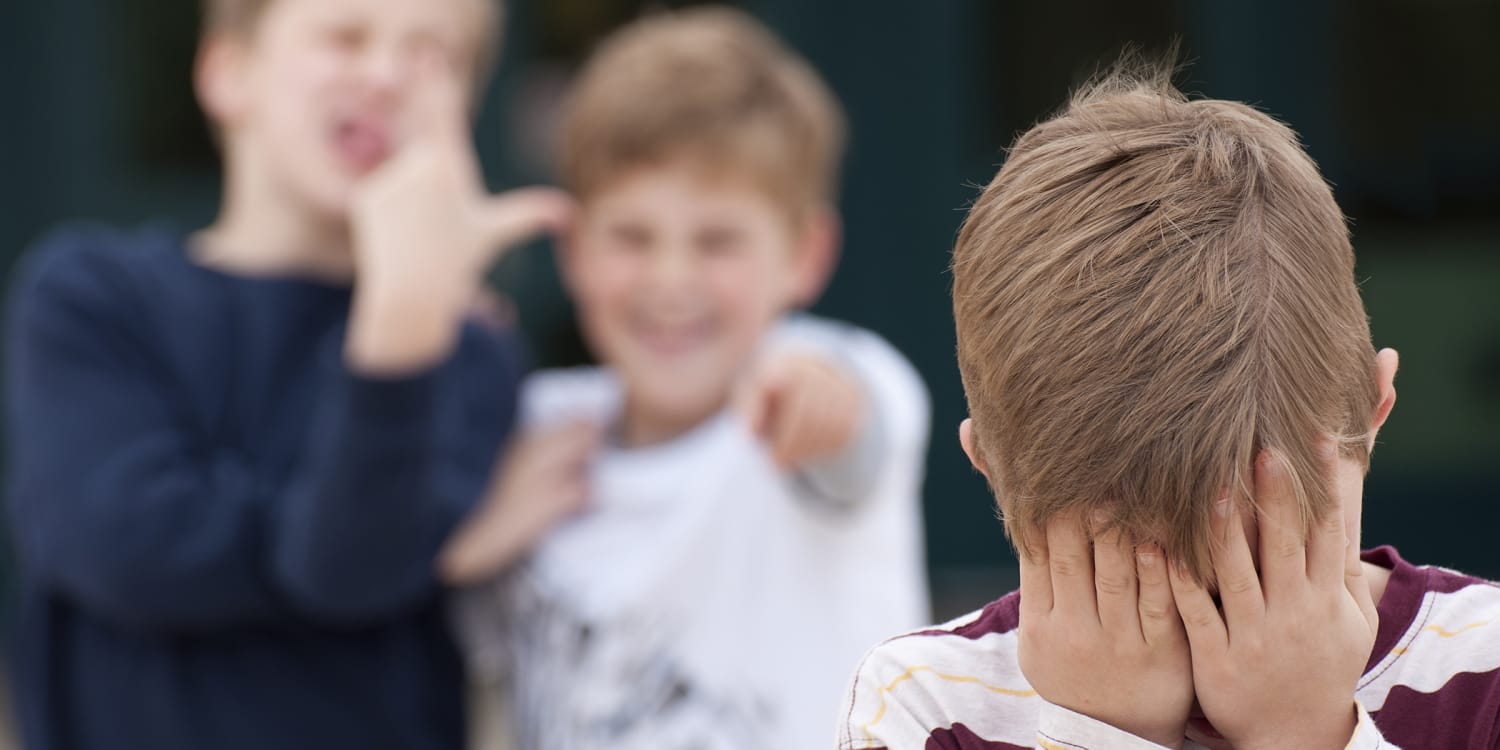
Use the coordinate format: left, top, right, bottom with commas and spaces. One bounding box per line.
4, 224, 522, 750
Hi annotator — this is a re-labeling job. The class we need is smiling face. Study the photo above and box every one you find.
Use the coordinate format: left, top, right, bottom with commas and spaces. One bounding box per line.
563, 163, 832, 443
199, 0, 490, 221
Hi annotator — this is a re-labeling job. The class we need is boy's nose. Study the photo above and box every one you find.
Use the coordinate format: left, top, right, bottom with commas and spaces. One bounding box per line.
359, 46, 418, 99
646, 247, 697, 290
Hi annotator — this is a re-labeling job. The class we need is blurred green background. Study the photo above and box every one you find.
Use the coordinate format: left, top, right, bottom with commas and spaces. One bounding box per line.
1, 0, 1496, 622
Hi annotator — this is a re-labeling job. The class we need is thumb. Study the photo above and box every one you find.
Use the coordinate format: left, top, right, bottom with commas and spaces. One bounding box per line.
409, 50, 469, 148
736, 361, 787, 440
476, 187, 576, 253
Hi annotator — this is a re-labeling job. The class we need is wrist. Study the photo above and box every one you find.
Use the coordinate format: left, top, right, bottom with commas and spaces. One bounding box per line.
1237, 702, 1359, 750
1109, 716, 1186, 749
438, 506, 526, 585
1037, 699, 1185, 750
346, 281, 465, 375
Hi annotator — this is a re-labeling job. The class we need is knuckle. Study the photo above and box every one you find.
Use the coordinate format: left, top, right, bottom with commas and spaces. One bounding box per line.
1182, 607, 1218, 630
1049, 553, 1087, 578
1220, 574, 1260, 597
1094, 573, 1133, 597
1318, 513, 1345, 536
1138, 599, 1173, 621
1238, 634, 1268, 660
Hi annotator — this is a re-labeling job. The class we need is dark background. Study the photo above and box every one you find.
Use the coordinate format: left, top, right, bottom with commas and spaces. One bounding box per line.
2, 0, 1497, 620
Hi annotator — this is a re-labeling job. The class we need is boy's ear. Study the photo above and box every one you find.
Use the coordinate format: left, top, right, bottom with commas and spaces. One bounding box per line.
1368, 347, 1399, 449
790, 206, 841, 308
195, 32, 251, 129
959, 418, 990, 479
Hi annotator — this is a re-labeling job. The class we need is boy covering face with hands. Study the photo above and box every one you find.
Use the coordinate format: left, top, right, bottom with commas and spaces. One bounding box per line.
837, 66, 1500, 750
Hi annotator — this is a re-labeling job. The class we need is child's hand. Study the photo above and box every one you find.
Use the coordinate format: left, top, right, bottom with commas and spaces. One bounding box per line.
1169, 445, 1379, 750
437, 422, 600, 585
346, 55, 573, 373
1016, 515, 1194, 748
736, 351, 863, 469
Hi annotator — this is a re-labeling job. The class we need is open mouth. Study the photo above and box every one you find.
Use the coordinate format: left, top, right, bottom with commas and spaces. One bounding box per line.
631, 317, 715, 357
331, 116, 392, 173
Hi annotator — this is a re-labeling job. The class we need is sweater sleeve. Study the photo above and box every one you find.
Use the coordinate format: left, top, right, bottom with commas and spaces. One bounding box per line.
4, 234, 518, 631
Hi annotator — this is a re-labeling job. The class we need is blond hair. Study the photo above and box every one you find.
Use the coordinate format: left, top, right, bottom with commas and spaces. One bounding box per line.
200, 0, 502, 77
559, 7, 846, 219
951, 65, 1378, 582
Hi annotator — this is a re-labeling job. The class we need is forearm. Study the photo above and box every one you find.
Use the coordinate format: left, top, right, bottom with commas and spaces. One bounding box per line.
797, 388, 885, 509
270, 362, 462, 619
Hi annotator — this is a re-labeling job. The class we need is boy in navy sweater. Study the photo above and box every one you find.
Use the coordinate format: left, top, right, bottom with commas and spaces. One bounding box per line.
3, 0, 578, 748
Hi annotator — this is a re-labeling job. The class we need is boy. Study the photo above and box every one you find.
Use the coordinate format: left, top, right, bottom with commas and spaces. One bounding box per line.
451, 9, 931, 749
837, 67, 1500, 749
4, 0, 571, 748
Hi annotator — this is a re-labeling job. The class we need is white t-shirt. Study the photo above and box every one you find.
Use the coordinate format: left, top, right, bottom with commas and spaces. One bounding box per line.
460, 316, 930, 750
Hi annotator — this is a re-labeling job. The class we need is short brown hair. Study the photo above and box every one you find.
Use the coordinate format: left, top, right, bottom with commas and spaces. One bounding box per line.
559, 7, 846, 218
951, 65, 1378, 582
200, 0, 503, 78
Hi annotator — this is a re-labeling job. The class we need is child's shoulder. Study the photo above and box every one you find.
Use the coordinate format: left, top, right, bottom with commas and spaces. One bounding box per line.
853, 591, 1024, 669
1366, 545, 1500, 685
10, 221, 187, 317
1367, 545, 1500, 641
20, 220, 182, 270
1356, 546, 1500, 747
839, 591, 1041, 750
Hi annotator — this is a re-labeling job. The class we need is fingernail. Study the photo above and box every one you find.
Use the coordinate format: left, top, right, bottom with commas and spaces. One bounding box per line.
1136, 548, 1158, 567
1215, 497, 1232, 518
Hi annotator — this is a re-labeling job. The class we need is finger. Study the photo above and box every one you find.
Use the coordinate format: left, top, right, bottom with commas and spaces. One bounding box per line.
1307, 437, 1351, 589
1017, 530, 1053, 621
531, 422, 601, 471
821, 367, 864, 455
771, 376, 817, 467
1344, 537, 1380, 635
1212, 487, 1265, 624
1135, 544, 1183, 647
731, 368, 767, 438
557, 475, 592, 515
477, 187, 577, 252
542, 420, 602, 450
1093, 523, 1139, 631
410, 50, 469, 147
1168, 555, 1227, 653
1045, 514, 1098, 623
801, 378, 846, 460
1255, 449, 1308, 595
738, 359, 786, 440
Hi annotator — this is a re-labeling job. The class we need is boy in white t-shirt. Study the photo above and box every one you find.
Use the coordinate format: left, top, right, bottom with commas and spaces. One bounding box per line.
441, 8, 931, 749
